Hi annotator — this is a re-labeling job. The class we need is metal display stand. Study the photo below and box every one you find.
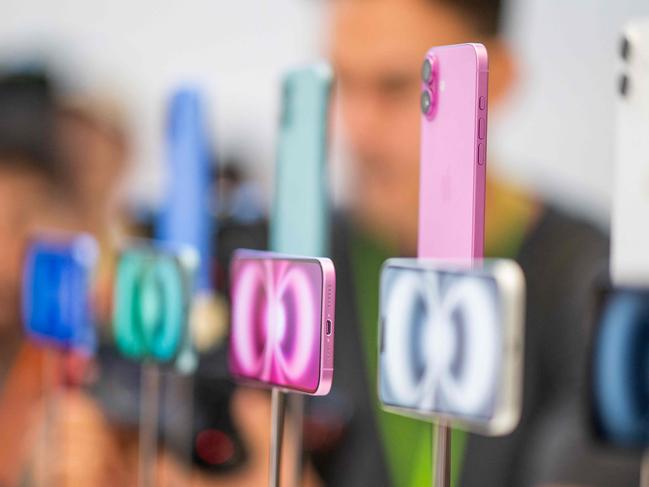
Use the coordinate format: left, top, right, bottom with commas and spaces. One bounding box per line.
138, 362, 161, 487
641, 450, 649, 487
269, 388, 288, 487
433, 422, 451, 487
288, 394, 304, 487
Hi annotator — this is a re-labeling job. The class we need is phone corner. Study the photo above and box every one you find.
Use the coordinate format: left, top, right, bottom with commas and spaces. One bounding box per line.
313, 368, 334, 396
470, 43, 489, 71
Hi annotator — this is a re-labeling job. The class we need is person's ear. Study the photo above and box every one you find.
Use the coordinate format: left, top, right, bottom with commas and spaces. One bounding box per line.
484, 38, 517, 108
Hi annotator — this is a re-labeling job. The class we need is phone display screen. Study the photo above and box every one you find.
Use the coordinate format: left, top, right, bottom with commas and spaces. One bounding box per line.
591, 287, 649, 447
379, 264, 503, 421
229, 254, 324, 393
22, 236, 98, 352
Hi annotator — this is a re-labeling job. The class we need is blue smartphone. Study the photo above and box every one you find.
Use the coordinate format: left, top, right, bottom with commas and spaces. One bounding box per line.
22, 234, 98, 352
270, 63, 333, 257
157, 88, 213, 292
591, 285, 649, 447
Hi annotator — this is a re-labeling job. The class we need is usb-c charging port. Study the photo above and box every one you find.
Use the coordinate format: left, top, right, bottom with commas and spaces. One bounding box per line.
326, 319, 332, 335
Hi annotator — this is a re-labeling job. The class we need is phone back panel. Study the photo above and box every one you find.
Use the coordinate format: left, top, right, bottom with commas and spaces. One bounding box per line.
611, 19, 649, 286
271, 63, 332, 257
418, 44, 488, 259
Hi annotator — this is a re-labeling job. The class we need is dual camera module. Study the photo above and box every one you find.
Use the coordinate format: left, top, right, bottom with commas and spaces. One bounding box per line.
619, 36, 631, 97
421, 56, 438, 117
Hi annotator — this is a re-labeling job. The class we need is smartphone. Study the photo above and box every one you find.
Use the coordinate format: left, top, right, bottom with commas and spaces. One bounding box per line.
228, 250, 336, 395
22, 233, 98, 352
611, 20, 649, 285
591, 285, 649, 447
270, 63, 332, 257
157, 88, 213, 292
378, 258, 524, 434
113, 242, 198, 365
418, 43, 488, 259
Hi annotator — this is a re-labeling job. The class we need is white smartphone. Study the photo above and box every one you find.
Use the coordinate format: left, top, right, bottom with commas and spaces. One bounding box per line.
611, 18, 649, 286
378, 258, 525, 435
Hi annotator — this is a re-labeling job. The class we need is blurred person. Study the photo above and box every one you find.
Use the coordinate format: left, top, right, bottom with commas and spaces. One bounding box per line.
0, 69, 86, 486
312, 0, 643, 486
0, 71, 67, 342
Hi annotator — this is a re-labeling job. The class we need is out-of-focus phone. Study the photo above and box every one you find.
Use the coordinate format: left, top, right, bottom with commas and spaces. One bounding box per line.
418, 43, 488, 259
378, 258, 524, 435
591, 285, 649, 447
271, 63, 332, 257
113, 243, 198, 366
22, 233, 98, 353
611, 19, 649, 286
228, 250, 336, 395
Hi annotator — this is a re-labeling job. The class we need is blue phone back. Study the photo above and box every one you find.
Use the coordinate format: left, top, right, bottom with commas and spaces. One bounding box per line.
157, 88, 214, 292
270, 63, 333, 256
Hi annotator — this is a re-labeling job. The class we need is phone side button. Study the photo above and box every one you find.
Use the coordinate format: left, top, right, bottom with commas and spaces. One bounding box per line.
478, 118, 486, 139
477, 143, 485, 165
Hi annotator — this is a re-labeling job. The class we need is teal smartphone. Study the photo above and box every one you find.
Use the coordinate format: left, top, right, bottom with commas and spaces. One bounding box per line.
270, 63, 333, 256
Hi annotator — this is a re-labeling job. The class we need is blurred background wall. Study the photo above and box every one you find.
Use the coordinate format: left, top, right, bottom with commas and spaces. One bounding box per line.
1, 0, 649, 226
0, 0, 326, 211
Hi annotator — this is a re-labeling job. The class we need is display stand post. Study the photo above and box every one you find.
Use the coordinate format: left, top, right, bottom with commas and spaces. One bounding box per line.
138, 362, 161, 487
433, 422, 451, 487
288, 394, 304, 487
270, 388, 287, 487
40, 348, 62, 485
640, 449, 649, 487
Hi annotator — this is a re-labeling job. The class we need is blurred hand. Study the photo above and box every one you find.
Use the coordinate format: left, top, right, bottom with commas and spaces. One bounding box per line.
31, 390, 133, 487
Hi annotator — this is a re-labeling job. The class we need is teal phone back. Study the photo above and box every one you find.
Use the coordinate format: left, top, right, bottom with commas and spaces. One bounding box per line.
270, 63, 333, 256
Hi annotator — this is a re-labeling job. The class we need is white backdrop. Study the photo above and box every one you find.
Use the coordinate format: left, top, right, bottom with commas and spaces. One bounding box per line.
0, 0, 326, 208
494, 0, 649, 225
1, 0, 649, 225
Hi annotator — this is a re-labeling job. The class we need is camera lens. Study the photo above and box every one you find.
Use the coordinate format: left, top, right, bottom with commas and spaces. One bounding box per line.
619, 73, 629, 97
620, 36, 631, 61
420, 89, 432, 115
421, 58, 433, 84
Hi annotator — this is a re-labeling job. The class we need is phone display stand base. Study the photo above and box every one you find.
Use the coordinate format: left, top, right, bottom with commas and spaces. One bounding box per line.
433, 422, 451, 487
138, 362, 161, 487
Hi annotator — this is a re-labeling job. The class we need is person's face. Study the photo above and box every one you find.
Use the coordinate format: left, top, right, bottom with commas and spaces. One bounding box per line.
330, 0, 485, 251
57, 111, 128, 221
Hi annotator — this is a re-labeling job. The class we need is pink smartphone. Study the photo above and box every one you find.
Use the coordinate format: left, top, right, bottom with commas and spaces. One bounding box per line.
418, 43, 488, 259
228, 249, 336, 395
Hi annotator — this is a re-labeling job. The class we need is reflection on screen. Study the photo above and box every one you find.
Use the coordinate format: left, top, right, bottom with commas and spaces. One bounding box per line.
380, 266, 502, 420
229, 256, 323, 393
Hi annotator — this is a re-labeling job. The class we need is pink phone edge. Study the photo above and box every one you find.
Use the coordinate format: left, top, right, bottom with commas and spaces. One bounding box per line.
474, 43, 488, 259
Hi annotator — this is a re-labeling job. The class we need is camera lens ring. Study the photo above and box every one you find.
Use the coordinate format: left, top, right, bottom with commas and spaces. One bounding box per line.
619, 73, 630, 97
421, 89, 433, 116
421, 58, 433, 84
620, 36, 631, 61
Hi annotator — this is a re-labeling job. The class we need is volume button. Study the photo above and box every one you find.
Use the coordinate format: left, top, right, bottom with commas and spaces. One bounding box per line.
478, 118, 486, 140
477, 143, 485, 165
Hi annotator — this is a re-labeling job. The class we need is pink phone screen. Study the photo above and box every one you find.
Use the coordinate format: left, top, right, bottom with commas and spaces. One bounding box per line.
229, 255, 324, 392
